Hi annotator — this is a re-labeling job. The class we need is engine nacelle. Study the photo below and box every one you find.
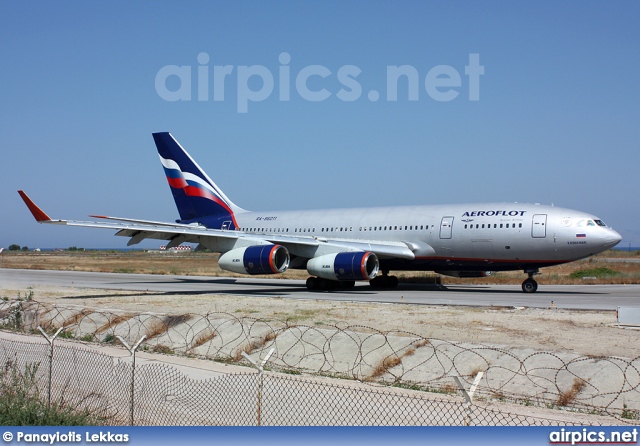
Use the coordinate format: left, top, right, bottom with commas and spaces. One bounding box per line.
436, 271, 492, 278
307, 252, 379, 281
218, 245, 290, 275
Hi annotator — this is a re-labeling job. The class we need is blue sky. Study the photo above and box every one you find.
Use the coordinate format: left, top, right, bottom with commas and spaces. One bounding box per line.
1, 1, 639, 249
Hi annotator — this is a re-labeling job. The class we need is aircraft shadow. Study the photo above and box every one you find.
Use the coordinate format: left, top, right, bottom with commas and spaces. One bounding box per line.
59, 276, 607, 298
394, 283, 606, 295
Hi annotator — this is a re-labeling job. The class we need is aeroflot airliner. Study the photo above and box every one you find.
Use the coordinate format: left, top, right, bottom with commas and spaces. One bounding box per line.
19, 132, 622, 293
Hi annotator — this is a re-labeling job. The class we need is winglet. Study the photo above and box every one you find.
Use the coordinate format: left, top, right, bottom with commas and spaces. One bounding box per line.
18, 190, 52, 222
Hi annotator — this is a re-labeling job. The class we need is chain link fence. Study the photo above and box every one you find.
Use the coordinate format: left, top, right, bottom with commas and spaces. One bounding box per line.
0, 335, 619, 426
1, 298, 639, 425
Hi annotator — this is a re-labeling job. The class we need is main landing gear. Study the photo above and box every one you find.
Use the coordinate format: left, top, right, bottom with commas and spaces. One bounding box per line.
305, 272, 399, 291
369, 271, 399, 289
522, 270, 539, 293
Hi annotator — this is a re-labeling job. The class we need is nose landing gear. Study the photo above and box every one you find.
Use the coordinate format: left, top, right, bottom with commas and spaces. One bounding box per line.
522, 269, 539, 293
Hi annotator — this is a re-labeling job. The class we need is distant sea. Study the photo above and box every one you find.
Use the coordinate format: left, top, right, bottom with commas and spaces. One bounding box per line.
613, 246, 640, 252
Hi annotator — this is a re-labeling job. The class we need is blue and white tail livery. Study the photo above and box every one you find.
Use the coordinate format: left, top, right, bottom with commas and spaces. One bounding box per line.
153, 132, 244, 229
19, 132, 622, 293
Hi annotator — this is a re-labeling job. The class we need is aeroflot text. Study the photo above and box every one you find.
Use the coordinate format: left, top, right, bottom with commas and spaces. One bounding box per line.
155, 52, 484, 113
462, 210, 527, 217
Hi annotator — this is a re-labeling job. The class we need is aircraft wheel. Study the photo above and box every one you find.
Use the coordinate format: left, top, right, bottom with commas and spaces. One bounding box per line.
522, 278, 538, 293
341, 280, 355, 289
369, 275, 398, 289
317, 278, 339, 291
306, 277, 318, 290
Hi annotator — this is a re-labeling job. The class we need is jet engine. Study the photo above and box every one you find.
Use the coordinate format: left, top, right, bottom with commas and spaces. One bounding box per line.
218, 245, 290, 275
307, 251, 379, 281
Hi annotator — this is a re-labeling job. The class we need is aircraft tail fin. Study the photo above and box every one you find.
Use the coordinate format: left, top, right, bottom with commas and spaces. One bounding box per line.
152, 132, 244, 229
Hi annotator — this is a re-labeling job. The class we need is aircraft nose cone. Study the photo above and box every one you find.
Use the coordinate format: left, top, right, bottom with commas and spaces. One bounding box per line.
607, 229, 622, 248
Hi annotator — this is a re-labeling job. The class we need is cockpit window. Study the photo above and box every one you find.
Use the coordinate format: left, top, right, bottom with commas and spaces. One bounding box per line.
577, 219, 602, 227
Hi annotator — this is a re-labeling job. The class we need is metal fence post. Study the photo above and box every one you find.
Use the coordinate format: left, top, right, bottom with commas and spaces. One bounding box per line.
37, 326, 63, 408
117, 335, 146, 426
452, 371, 484, 426
242, 348, 275, 426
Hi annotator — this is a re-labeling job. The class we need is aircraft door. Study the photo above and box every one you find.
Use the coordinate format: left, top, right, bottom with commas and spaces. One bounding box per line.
439, 216, 454, 239
532, 214, 547, 238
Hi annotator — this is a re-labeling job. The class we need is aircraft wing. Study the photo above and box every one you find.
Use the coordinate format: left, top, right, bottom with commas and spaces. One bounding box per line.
18, 191, 416, 259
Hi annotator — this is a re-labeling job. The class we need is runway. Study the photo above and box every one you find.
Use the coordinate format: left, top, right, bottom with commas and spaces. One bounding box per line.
1, 268, 638, 310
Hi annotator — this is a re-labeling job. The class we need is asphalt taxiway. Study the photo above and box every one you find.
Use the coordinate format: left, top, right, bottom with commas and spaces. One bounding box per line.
1, 268, 638, 310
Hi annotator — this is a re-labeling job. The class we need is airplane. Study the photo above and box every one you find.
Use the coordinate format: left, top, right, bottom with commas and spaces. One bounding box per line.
19, 132, 622, 293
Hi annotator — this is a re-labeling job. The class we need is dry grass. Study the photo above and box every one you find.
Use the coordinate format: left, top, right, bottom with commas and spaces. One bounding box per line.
144, 319, 167, 340
468, 366, 486, 377
188, 328, 217, 351
371, 355, 403, 378
0, 251, 310, 280
233, 332, 278, 361
557, 378, 588, 406
440, 382, 459, 395
95, 314, 136, 334
142, 314, 193, 340
61, 309, 93, 328
370, 340, 433, 380
163, 314, 192, 329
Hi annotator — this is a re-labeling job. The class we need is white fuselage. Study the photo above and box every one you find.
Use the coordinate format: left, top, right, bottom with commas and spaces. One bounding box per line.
233, 202, 621, 272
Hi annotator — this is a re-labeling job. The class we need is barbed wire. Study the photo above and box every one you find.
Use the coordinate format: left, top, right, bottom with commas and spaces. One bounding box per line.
1, 298, 638, 421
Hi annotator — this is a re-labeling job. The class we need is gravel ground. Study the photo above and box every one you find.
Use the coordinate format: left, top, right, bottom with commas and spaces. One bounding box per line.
3, 284, 639, 359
